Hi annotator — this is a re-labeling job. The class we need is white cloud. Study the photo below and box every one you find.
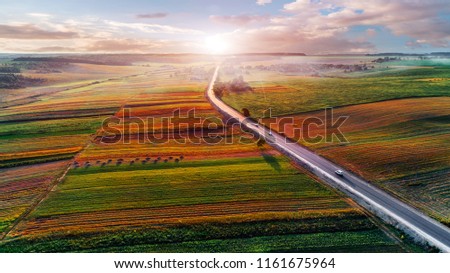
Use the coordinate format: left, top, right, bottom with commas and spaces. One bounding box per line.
136, 13, 168, 19
27, 13, 52, 18
224, 0, 450, 53
218, 25, 374, 54
282, 0, 450, 48
104, 20, 204, 35
257, 0, 272, 6
0, 24, 78, 39
209, 14, 270, 26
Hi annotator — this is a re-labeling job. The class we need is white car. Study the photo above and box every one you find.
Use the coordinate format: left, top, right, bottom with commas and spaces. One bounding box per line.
268, 131, 273, 136
335, 170, 344, 176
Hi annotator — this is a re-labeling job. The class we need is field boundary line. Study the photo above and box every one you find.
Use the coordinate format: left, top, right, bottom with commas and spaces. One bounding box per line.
0, 161, 71, 240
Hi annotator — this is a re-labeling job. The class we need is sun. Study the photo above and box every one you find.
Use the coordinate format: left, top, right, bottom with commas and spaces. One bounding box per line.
205, 35, 229, 54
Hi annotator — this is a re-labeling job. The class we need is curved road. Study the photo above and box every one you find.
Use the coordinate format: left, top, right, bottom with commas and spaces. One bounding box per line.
206, 65, 450, 252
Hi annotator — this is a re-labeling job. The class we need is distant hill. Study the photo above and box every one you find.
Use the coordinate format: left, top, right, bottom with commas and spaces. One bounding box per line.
366, 52, 450, 57
430, 52, 450, 56
13, 57, 128, 66
234, 53, 306, 56
12, 53, 307, 67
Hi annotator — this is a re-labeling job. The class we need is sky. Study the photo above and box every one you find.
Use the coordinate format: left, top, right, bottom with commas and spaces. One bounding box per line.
0, 0, 449, 54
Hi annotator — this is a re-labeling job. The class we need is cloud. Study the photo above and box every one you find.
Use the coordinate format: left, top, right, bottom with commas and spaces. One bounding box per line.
221, 26, 374, 54
224, 0, 450, 53
405, 40, 424, 49
33, 46, 77, 52
136, 13, 167, 19
104, 20, 203, 34
366, 28, 377, 37
2, 37, 198, 54
84, 39, 167, 52
257, 0, 272, 6
2, 0, 449, 53
0, 24, 78, 39
282, 0, 450, 48
209, 14, 269, 26
27, 13, 52, 18
0, 16, 204, 53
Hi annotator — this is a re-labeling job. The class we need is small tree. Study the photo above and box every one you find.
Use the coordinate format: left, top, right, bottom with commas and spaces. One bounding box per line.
257, 138, 266, 147
213, 81, 226, 98
242, 108, 251, 117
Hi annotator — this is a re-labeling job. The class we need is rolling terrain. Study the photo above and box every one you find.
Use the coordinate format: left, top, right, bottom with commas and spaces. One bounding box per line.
262, 97, 450, 225
0, 57, 416, 252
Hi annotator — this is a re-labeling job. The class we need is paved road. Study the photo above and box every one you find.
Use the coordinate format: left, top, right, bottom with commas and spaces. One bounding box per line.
206, 65, 450, 252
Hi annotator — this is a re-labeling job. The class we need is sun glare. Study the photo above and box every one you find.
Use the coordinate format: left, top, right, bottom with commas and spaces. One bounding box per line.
205, 35, 229, 54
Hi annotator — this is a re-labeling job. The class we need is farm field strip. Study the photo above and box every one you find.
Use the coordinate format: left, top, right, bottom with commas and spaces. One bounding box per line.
96, 230, 404, 253
0, 160, 71, 236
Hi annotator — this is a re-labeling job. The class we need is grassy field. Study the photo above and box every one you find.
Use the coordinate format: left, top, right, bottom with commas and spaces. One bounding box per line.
0, 59, 418, 252
0, 117, 106, 168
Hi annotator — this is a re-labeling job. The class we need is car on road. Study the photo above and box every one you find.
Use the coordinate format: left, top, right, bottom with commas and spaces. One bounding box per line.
335, 170, 344, 176
268, 131, 273, 136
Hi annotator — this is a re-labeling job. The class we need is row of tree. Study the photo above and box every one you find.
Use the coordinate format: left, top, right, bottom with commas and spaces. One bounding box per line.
0, 66, 20, 73
0, 74, 45, 89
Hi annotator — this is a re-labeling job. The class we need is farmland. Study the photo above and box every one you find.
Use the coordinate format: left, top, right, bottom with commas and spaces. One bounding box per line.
262, 97, 450, 225
2, 147, 410, 252
221, 57, 450, 226
0, 60, 202, 237
0, 161, 70, 235
0, 57, 416, 252
221, 66, 450, 117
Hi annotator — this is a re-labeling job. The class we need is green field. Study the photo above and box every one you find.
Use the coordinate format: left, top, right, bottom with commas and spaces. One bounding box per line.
1, 156, 410, 252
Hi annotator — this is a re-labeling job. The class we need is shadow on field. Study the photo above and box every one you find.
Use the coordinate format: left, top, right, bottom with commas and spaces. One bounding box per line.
261, 153, 281, 172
